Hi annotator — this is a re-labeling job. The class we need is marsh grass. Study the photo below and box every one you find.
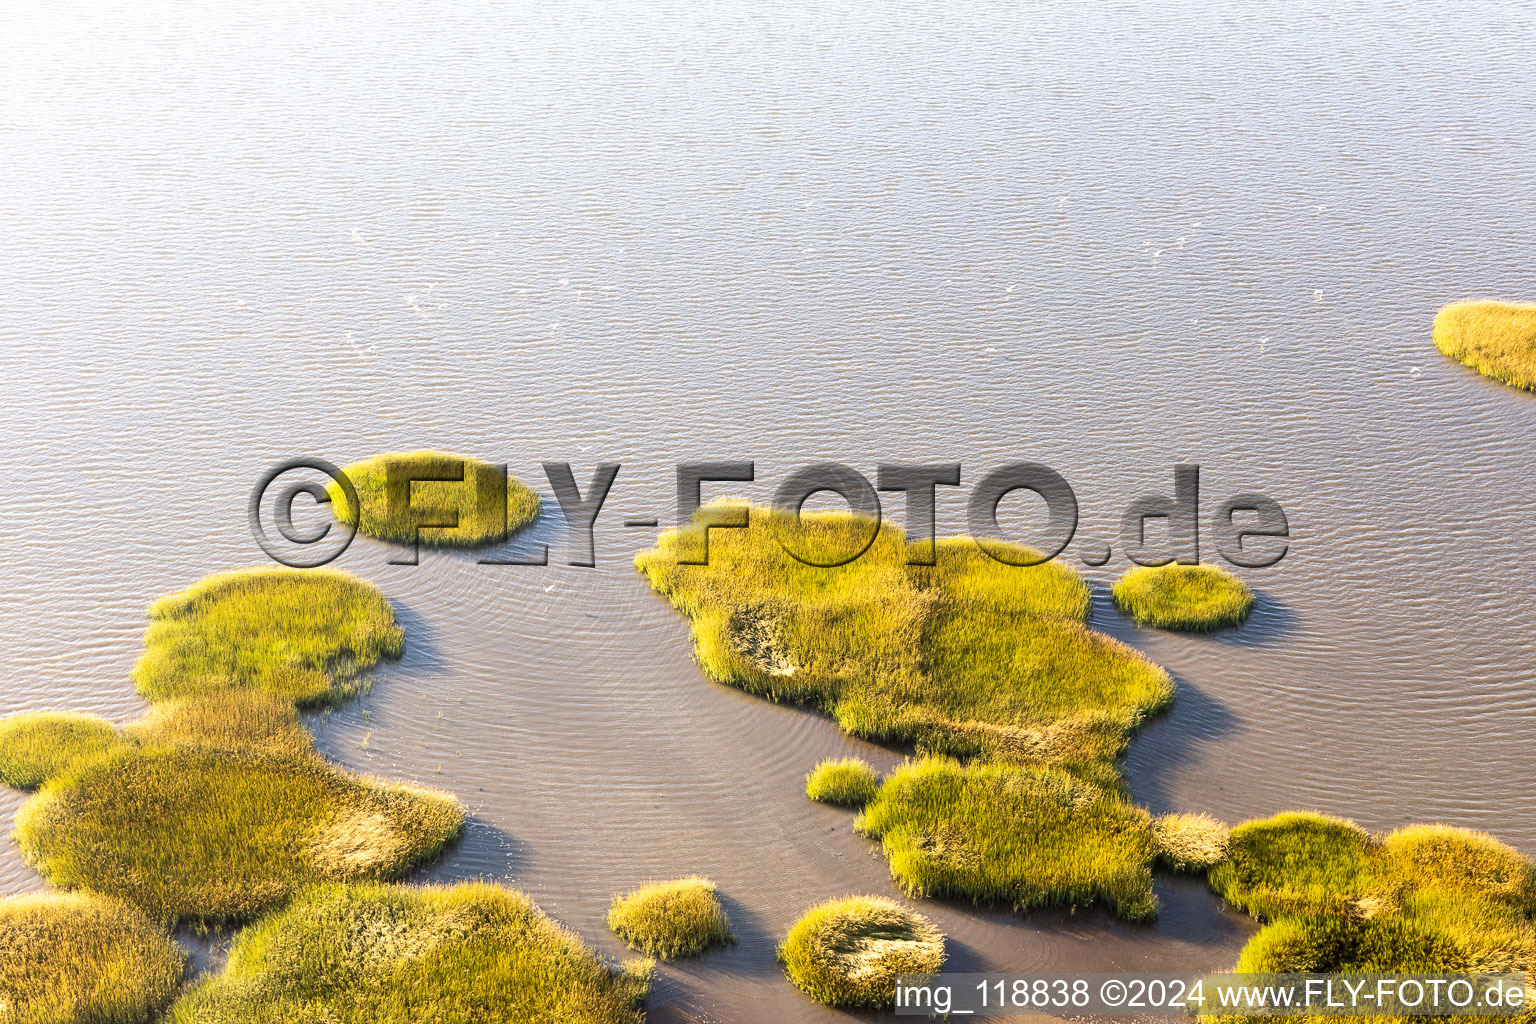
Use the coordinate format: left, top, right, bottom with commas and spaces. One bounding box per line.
1433, 300, 1536, 392
133, 567, 404, 706
778, 895, 945, 1008
0, 891, 184, 1024
0, 712, 124, 789
16, 746, 463, 924
857, 757, 1160, 921
128, 691, 314, 755
1209, 813, 1536, 996
607, 876, 733, 959
331, 449, 541, 547
1153, 812, 1231, 873
636, 505, 1171, 778
169, 882, 651, 1024
1112, 563, 1255, 631
806, 758, 880, 806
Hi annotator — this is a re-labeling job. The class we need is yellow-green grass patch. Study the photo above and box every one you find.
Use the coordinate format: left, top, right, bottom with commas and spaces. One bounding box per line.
0, 891, 184, 1024
132, 567, 404, 706
1211, 814, 1536, 983
1433, 300, 1536, 392
1153, 812, 1231, 873
806, 757, 880, 806
857, 757, 1160, 921
1112, 563, 1255, 631
169, 882, 651, 1024
607, 876, 733, 959
331, 449, 541, 547
636, 505, 1171, 778
16, 746, 463, 925
779, 895, 944, 1008
0, 712, 125, 789
128, 690, 313, 755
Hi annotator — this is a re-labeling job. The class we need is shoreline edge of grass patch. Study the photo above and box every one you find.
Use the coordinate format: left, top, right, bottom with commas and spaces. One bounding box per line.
331, 449, 541, 547
1433, 300, 1536, 392
607, 876, 733, 959
1112, 563, 1254, 631
779, 895, 945, 1008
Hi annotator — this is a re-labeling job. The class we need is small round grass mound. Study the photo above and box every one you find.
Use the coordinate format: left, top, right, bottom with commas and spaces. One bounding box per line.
805, 758, 879, 806
1380, 824, 1536, 910
1112, 563, 1255, 630
16, 746, 464, 924
0, 711, 123, 789
607, 876, 733, 959
128, 691, 313, 755
0, 891, 185, 1024
332, 449, 541, 548
1433, 300, 1536, 392
1153, 812, 1231, 873
169, 882, 651, 1024
857, 757, 1160, 921
779, 895, 945, 1008
1210, 812, 1374, 920
132, 567, 404, 706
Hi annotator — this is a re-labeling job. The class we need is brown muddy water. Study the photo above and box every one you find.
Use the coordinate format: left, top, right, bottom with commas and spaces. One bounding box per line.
3, 1, 1536, 1020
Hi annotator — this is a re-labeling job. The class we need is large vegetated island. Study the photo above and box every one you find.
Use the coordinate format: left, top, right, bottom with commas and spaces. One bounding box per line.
637, 504, 1536, 1000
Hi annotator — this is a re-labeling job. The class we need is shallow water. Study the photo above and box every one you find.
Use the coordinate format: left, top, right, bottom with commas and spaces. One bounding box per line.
3, 0, 1536, 1020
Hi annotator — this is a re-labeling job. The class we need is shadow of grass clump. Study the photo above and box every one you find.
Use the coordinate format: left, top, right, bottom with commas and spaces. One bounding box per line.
0, 891, 185, 1024
169, 882, 651, 1024
330, 449, 541, 548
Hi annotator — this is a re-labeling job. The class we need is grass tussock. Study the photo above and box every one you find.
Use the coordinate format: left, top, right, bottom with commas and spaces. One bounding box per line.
1154, 812, 1231, 872
169, 882, 650, 1024
128, 691, 313, 755
16, 746, 463, 925
331, 449, 541, 547
133, 567, 404, 706
778, 895, 945, 1008
0, 712, 124, 789
857, 757, 1160, 921
636, 504, 1172, 779
1208, 813, 1536, 998
607, 876, 733, 959
806, 758, 880, 806
1112, 563, 1254, 631
0, 891, 184, 1024
1433, 300, 1536, 392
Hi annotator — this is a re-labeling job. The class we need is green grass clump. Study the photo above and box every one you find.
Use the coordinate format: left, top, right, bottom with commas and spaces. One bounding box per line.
857, 757, 1160, 921
636, 505, 1171, 779
1209, 813, 1536, 992
0, 891, 185, 1024
1153, 812, 1231, 872
0, 712, 124, 789
806, 758, 880, 806
1210, 812, 1376, 920
779, 895, 945, 1008
132, 567, 404, 706
169, 882, 651, 1024
16, 746, 464, 924
1112, 563, 1255, 630
331, 449, 541, 547
127, 690, 314, 755
607, 876, 733, 959
1433, 300, 1536, 392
